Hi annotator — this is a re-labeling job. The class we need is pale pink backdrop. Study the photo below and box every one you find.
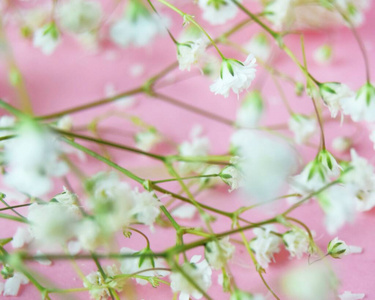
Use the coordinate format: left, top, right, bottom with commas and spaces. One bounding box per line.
1, 1, 375, 299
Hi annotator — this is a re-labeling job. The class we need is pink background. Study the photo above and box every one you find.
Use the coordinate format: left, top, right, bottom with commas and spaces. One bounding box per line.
1, 1, 375, 299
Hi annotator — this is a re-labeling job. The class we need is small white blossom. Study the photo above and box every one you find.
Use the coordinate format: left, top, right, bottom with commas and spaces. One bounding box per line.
246, 33, 271, 62
198, 0, 239, 25
170, 255, 212, 300
220, 166, 242, 192
35, 250, 52, 266
33, 24, 60, 55
339, 291, 365, 300
172, 204, 197, 219
283, 230, 310, 259
319, 82, 355, 118
327, 237, 363, 258
288, 114, 317, 145
58, 0, 102, 33
205, 237, 235, 269
265, 0, 295, 29
332, 136, 352, 153
210, 55, 257, 98
135, 128, 162, 152
314, 44, 333, 65
250, 225, 281, 269
3, 272, 29, 296
120, 247, 169, 286
56, 115, 73, 131
11, 227, 33, 249
177, 39, 206, 71
130, 189, 161, 228
235, 91, 264, 128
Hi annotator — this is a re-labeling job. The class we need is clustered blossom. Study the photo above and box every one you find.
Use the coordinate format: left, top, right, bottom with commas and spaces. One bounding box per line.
283, 230, 311, 259
210, 55, 257, 98
205, 237, 235, 269
198, 0, 239, 25
177, 39, 206, 71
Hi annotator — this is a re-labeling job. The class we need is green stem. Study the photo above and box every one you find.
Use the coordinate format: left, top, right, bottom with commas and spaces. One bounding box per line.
0, 213, 28, 223
152, 174, 219, 184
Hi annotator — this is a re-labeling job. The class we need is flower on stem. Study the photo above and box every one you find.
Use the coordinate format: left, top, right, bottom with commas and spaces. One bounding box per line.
135, 128, 162, 152
319, 82, 355, 118
4, 119, 68, 197
341, 83, 375, 122
314, 44, 333, 65
205, 237, 235, 270
265, 0, 295, 29
327, 237, 362, 259
198, 0, 239, 25
219, 165, 242, 192
332, 136, 352, 153
283, 229, 311, 259
33, 23, 60, 55
210, 55, 257, 98
250, 225, 281, 269
11, 227, 33, 249
170, 255, 212, 300
177, 39, 206, 71
3, 272, 29, 297
245, 33, 272, 62
57, 0, 102, 34
288, 114, 318, 145
235, 91, 264, 128
130, 188, 161, 228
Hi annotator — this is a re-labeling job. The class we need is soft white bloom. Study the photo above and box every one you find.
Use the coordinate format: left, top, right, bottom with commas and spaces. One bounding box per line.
75, 218, 104, 251
11, 227, 33, 248
282, 264, 337, 300
342, 149, 375, 211
4, 120, 69, 197
319, 82, 355, 118
170, 255, 212, 300
68, 240, 81, 255
35, 250, 52, 266
172, 204, 197, 219
341, 83, 375, 122
245, 33, 271, 62
177, 39, 206, 71
0, 115, 15, 147
339, 291, 365, 300
205, 237, 235, 269
318, 185, 357, 234
265, 0, 295, 29
33, 24, 60, 55
220, 166, 242, 192
288, 114, 317, 145
178, 125, 210, 174
231, 130, 298, 202
332, 136, 352, 153
314, 44, 333, 65
130, 189, 161, 227
318, 149, 342, 177
56, 115, 73, 131
210, 55, 257, 98
327, 237, 363, 258
58, 0, 102, 33
28, 202, 79, 246
3, 272, 29, 296
53, 187, 81, 215
283, 230, 310, 259
198, 0, 239, 25
120, 247, 169, 285
235, 91, 264, 128
250, 225, 281, 269
110, 1, 169, 48
135, 128, 162, 152
335, 0, 371, 26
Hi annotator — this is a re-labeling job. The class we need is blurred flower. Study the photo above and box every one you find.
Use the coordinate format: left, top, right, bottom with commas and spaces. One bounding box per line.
130, 188, 161, 228
288, 114, 317, 145
11, 227, 33, 249
177, 39, 206, 71
33, 23, 60, 55
205, 237, 235, 269
327, 237, 362, 258
235, 91, 264, 128
319, 82, 354, 118
332, 136, 352, 153
245, 33, 272, 62
339, 291, 365, 300
219, 165, 242, 192
210, 55, 257, 98
135, 128, 162, 151
3, 272, 29, 297
283, 229, 310, 259
314, 44, 333, 65
265, 0, 295, 29
198, 0, 239, 25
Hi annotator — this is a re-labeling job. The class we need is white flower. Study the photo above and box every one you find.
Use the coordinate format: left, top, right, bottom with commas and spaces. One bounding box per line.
245, 33, 271, 62
177, 39, 206, 71
198, 0, 239, 25
318, 185, 357, 234
130, 189, 161, 227
110, 1, 169, 48
200, 165, 222, 187
319, 82, 355, 118
327, 237, 363, 258
335, 0, 371, 27
58, 0, 102, 33
341, 83, 375, 122
33, 24, 60, 55
342, 149, 375, 212
28, 202, 79, 246
231, 130, 298, 202
135, 128, 162, 151
317, 149, 342, 177
172, 204, 197, 219
120, 247, 168, 286
178, 125, 210, 174
235, 91, 264, 128
170, 255, 212, 300
3, 272, 29, 296
11, 227, 33, 248
210, 55, 257, 98
314, 44, 333, 65
339, 291, 365, 300
75, 218, 104, 251
265, 0, 295, 29
288, 114, 317, 145
220, 166, 242, 192
283, 230, 310, 259
332, 136, 352, 153
250, 225, 281, 269
205, 237, 235, 269
4, 120, 68, 197
53, 187, 81, 215
35, 250, 52, 266
56, 115, 73, 131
